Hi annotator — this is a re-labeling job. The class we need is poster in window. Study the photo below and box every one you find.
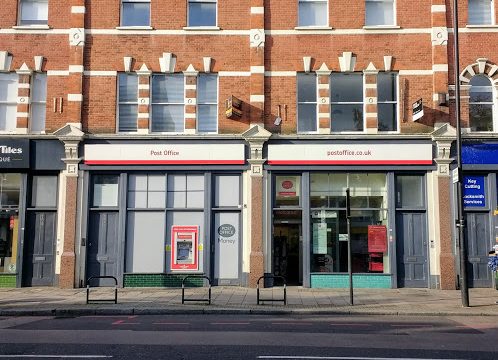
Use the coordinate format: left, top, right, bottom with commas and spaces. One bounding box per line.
367, 225, 387, 253
170, 225, 199, 271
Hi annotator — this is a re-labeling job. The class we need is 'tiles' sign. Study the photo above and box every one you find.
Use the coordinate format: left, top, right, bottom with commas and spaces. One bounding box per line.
0, 139, 29, 168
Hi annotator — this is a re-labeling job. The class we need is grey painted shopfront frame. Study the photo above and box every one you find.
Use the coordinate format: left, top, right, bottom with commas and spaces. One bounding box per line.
265, 166, 433, 289
451, 166, 497, 288
79, 167, 246, 288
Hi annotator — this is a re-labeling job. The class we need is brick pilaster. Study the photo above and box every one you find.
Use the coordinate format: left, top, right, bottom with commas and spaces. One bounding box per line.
184, 65, 199, 134
316, 64, 331, 133
431, 1, 449, 114
136, 64, 151, 134
249, 0, 265, 126
15, 66, 32, 133
364, 66, 378, 133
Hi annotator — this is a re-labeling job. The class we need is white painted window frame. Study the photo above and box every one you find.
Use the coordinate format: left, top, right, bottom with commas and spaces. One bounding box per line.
120, 0, 151, 27
330, 73, 365, 134
298, 0, 329, 28
467, 0, 495, 26
377, 72, 399, 133
18, 0, 48, 26
187, 0, 218, 27
468, 74, 497, 132
196, 73, 218, 134
297, 73, 319, 134
116, 72, 139, 133
150, 73, 186, 134
0, 73, 18, 133
29, 72, 47, 134
364, 0, 396, 27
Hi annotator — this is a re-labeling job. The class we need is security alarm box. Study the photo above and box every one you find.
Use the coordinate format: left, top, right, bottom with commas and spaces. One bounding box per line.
170, 225, 199, 271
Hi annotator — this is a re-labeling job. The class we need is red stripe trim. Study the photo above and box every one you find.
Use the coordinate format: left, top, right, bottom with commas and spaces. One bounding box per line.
268, 160, 433, 165
85, 160, 245, 165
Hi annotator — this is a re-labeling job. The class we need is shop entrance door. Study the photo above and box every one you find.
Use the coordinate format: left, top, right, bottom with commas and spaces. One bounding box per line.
273, 211, 302, 286
23, 211, 56, 286
465, 212, 492, 287
213, 212, 240, 285
396, 212, 428, 287
86, 212, 119, 285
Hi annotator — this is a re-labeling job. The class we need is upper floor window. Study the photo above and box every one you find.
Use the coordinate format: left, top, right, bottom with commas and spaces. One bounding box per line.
377, 72, 398, 131
365, 0, 395, 26
0, 73, 18, 132
117, 73, 138, 133
121, 0, 150, 27
188, 0, 217, 27
298, 0, 328, 27
468, 0, 493, 25
330, 73, 364, 132
297, 73, 317, 133
151, 74, 184, 133
30, 73, 47, 133
469, 75, 494, 131
197, 74, 218, 133
19, 0, 48, 26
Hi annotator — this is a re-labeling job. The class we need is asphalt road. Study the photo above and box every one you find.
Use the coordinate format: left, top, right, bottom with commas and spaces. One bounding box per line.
0, 314, 497, 359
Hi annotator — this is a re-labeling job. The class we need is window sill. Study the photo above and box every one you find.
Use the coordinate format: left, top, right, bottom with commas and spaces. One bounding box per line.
466, 24, 498, 28
363, 25, 400, 30
115, 26, 154, 31
183, 26, 220, 31
294, 26, 333, 31
12, 25, 50, 30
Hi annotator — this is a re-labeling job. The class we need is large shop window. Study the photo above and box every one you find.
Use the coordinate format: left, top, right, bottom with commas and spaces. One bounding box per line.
214, 175, 240, 207
297, 73, 317, 133
121, 0, 150, 27
377, 72, 398, 131
197, 74, 218, 133
0, 73, 18, 132
0, 174, 21, 274
19, 0, 48, 26
92, 175, 119, 207
298, 0, 328, 27
151, 74, 185, 133
188, 0, 217, 27
365, 0, 395, 26
117, 73, 138, 132
310, 173, 389, 274
330, 73, 364, 132
468, 0, 493, 25
469, 75, 494, 132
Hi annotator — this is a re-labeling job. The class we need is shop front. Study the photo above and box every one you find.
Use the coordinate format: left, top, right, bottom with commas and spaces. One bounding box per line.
265, 140, 435, 289
459, 141, 498, 288
78, 141, 248, 288
0, 138, 64, 288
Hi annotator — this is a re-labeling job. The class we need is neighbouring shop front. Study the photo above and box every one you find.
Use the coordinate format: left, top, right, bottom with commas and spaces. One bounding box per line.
265, 140, 435, 289
0, 138, 64, 288
457, 141, 498, 288
78, 141, 248, 288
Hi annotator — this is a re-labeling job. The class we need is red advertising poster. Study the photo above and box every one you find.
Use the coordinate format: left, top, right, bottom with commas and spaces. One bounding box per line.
170, 225, 199, 271
367, 225, 387, 253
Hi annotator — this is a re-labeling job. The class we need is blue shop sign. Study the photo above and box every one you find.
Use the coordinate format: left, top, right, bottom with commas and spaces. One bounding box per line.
463, 176, 486, 207
462, 142, 498, 164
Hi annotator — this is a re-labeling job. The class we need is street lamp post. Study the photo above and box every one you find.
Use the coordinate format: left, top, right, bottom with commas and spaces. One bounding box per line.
452, 0, 470, 307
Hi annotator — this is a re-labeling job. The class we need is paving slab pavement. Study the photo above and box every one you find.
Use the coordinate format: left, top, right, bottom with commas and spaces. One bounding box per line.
0, 287, 497, 317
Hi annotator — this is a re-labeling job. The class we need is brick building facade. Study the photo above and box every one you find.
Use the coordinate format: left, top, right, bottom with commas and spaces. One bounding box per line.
0, 0, 496, 290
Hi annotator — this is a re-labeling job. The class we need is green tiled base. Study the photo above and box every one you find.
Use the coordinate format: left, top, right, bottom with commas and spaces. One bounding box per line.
311, 273, 392, 288
0, 274, 17, 288
123, 273, 204, 288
